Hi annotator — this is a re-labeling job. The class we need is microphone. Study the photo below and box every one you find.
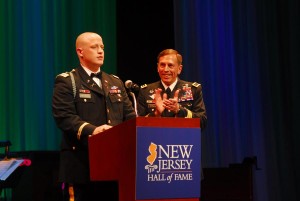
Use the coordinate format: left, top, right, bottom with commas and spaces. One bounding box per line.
124, 80, 139, 117
125, 80, 140, 92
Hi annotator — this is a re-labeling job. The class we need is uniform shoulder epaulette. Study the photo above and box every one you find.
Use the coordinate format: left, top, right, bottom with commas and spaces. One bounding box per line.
111, 74, 120, 79
56, 72, 70, 78
192, 82, 201, 87
140, 84, 148, 89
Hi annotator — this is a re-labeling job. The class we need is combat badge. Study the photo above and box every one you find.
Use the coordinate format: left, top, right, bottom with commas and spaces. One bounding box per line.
109, 86, 121, 94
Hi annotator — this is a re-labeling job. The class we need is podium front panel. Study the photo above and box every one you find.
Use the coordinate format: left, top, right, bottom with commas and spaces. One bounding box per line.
136, 126, 201, 200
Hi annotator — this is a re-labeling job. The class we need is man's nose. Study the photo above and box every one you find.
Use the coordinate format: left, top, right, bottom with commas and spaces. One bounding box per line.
164, 66, 170, 71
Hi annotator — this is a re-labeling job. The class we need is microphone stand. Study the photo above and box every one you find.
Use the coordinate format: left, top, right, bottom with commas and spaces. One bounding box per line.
128, 91, 138, 117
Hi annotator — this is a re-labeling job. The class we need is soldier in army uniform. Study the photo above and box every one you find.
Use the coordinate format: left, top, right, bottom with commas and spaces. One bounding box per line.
137, 49, 207, 129
52, 32, 136, 201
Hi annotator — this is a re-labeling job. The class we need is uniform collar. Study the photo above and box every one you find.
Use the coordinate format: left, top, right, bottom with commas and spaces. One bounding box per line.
161, 78, 178, 91
81, 65, 101, 76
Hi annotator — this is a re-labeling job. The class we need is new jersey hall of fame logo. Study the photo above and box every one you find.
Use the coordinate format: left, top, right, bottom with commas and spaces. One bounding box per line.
144, 142, 194, 183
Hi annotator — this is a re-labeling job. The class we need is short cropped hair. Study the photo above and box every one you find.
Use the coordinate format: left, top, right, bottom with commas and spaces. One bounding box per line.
157, 49, 183, 65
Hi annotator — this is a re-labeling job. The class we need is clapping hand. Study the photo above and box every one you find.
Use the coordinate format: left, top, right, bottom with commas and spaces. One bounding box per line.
153, 88, 180, 116
163, 89, 180, 113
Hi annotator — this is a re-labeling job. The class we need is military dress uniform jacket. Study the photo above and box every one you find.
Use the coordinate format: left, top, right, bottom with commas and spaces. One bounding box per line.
137, 79, 207, 129
52, 66, 136, 184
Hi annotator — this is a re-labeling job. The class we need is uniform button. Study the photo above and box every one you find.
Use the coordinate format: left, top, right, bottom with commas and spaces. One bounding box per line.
108, 120, 111, 124
107, 109, 110, 113
72, 146, 76, 150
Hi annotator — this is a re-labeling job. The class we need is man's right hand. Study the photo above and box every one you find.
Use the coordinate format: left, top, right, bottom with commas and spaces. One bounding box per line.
153, 88, 167, 116
92, 124, 113, 135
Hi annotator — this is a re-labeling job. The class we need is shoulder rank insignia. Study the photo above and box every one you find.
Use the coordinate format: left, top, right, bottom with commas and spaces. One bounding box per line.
141, 84, 147, 89
111, 74, 120, 79
57, 72, 70, 78
192, 82, 200, 87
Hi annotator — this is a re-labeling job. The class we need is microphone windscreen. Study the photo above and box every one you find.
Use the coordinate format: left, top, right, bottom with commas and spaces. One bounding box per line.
125, 80, 133, 89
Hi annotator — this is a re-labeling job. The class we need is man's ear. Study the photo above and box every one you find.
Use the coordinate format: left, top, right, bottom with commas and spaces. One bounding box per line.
76, 48, 83, 57
178, 64, 183, 75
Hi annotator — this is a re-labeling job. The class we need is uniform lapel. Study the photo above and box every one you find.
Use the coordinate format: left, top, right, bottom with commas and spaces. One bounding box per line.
100, 73, 111, 97
77, 67, 104, 95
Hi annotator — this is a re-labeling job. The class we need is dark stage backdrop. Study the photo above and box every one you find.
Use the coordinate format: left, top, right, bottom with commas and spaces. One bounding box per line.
172, 1, 299, 201
0, 0, 299, 201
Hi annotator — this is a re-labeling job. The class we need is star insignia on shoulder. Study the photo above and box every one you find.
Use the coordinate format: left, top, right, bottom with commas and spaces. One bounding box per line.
111, 74, 120, 79
57, 72, 70, 78
141, 84, 147, 89
192, 82, 201, 87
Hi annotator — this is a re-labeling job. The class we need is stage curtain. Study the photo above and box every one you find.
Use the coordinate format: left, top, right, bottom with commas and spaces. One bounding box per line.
0, 0, 116, 150
173, 0, 299, 201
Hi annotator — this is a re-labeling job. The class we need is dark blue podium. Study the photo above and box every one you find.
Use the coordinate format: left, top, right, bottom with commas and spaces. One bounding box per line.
89, 117, 201, 201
